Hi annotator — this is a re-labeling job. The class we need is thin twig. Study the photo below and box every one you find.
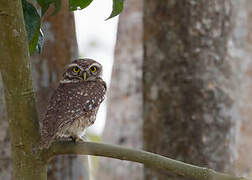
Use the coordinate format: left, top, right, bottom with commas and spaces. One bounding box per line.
42, 141, 250, 180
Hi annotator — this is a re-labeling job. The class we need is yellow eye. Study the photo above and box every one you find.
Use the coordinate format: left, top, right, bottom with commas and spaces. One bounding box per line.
90, 66, 97, 73
72, 67, 80, 73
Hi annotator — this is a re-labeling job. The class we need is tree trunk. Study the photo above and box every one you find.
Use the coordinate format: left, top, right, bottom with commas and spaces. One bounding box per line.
97, 0, 143, 179
0, 75, 11, 180
0, 0, 47, 179
143, 1, 238, 179
234, 0, 252, 176
31, 1, 88, 180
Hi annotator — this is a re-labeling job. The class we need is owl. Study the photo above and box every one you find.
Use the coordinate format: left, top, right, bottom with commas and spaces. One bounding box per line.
39, 58, 106, 149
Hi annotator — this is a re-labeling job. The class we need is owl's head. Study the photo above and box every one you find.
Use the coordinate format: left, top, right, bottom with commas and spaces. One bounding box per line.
62, 58, 103, 83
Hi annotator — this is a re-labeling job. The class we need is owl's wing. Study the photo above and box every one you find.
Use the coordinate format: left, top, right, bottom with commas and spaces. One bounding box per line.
39, 80, 106, 149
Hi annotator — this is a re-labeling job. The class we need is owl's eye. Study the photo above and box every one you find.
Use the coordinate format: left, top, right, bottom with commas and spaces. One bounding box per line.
72, 67, 80, 73
90, 66, 97, 73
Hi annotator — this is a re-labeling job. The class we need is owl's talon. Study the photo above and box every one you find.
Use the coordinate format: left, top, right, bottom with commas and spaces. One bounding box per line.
70, 136, 76, 142
70, 136, 85, 143
76, 136, 85, 142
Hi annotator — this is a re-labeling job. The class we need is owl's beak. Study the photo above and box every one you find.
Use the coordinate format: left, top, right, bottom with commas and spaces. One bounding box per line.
83, 72, 87, 80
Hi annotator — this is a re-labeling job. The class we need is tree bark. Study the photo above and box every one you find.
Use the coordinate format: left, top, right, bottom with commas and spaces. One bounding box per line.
0, 75, 11, 180
143, 1, 238, 179
98, 0, 143, 179
0, 0, 46, 179
233, 0, 252, 176
31, 1, 88, 180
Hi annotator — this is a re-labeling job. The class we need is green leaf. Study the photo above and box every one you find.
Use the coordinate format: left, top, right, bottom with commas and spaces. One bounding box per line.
106, 0, 123, 20
28, 23, 40, 53
36, 30, 44, 53
22, 0, 42, 54
69, 0, 93, 11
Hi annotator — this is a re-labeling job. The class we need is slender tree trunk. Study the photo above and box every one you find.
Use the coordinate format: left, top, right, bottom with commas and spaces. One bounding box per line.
0, 75, 11, 179
143, 1, 239, 179
234, 0, 252, 176
0, 0, 47, 179
98, 0, 143, 179
31, 1, 88, 180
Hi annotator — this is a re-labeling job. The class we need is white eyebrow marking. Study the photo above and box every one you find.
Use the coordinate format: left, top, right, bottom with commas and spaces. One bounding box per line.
88, 63, 102, 69
67, 63, 84, 71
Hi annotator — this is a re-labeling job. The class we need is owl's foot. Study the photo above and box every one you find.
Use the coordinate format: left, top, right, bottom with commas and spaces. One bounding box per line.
70, 136, 85, 143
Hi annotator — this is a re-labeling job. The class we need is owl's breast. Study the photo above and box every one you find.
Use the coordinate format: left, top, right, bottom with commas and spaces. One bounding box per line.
57, 108, 98, 138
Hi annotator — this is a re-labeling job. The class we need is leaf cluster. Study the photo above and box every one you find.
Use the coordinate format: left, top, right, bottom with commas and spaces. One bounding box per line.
22, 0, 124, 54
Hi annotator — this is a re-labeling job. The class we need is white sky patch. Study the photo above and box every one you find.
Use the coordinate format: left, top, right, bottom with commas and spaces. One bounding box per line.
74, 0, 119, 135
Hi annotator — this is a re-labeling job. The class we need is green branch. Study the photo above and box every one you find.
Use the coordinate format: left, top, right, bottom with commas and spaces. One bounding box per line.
42, 141, 250, 180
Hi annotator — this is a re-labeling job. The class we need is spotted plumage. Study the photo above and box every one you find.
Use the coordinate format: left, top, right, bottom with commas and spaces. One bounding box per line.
39, 58, 106, 149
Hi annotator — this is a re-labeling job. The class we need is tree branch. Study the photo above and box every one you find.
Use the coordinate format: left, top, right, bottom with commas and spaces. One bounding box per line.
42, 141, 249, 180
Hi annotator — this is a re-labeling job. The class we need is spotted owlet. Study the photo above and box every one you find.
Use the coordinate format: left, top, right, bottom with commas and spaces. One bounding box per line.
39, 58, 106, 149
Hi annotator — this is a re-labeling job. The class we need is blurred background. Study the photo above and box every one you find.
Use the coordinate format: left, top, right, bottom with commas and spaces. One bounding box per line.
1, 0, 252, 180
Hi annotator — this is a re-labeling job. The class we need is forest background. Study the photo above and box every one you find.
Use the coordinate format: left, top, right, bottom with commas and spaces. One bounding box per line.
0, 0, 252, 180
